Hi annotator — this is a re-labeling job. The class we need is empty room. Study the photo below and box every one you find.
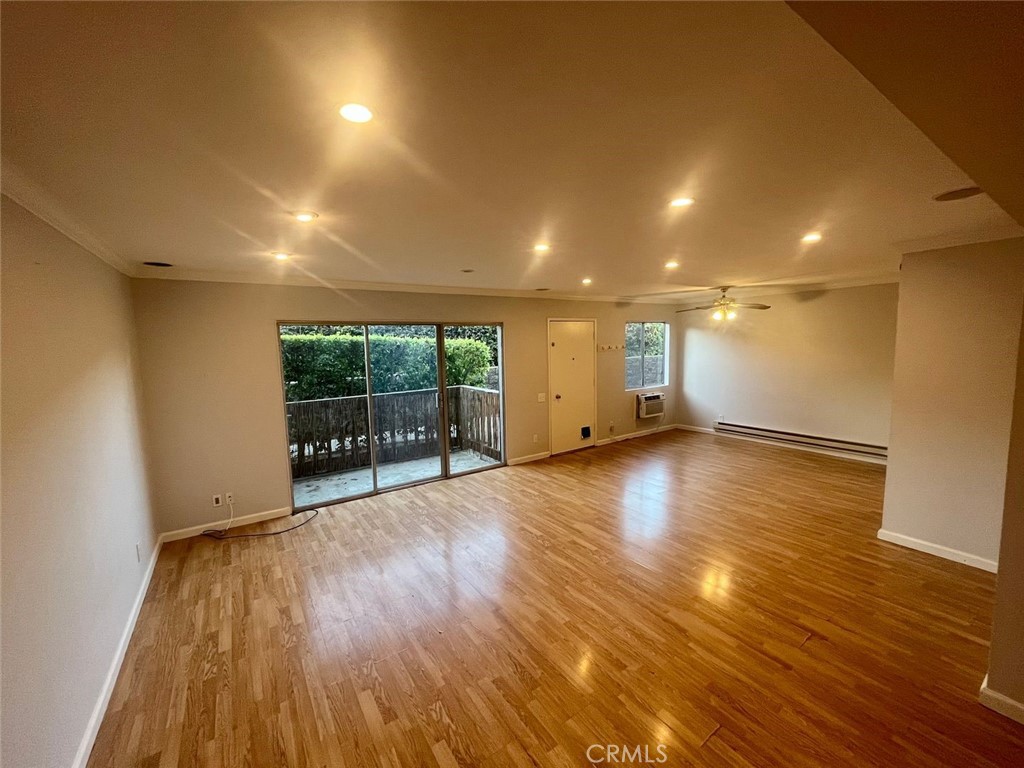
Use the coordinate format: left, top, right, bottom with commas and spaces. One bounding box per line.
3, 2, 1024, 766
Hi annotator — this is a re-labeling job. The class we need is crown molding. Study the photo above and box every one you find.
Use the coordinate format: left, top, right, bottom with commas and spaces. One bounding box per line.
140, 263, 903, 307
672, 270, 900, 306
133, 266, 686, 305
895, 224, 1024, 256
1, 158, 131, 275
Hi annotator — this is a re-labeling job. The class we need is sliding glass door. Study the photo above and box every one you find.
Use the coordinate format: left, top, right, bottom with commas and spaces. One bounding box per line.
279, 322, 504, 510
281, 325, 375, 508
368, 325, 444, 489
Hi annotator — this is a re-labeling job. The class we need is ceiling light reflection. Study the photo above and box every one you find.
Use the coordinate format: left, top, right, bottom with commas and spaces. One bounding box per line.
577, 650, 592, 677
701, 568, 731, 602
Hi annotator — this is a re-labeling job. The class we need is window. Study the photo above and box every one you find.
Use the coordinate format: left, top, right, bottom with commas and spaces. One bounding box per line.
625, 322, 669, 389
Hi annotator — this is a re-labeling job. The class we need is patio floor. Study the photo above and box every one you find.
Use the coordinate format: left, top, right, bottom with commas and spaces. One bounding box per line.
292, 449, 499, 507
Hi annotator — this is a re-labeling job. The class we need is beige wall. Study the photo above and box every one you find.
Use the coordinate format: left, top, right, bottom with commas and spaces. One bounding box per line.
987, 293, 1024, 711
130, 279, 677, 532
1, 197, 157, 768
675, 283, 899, 446
881, 238, 1024, 569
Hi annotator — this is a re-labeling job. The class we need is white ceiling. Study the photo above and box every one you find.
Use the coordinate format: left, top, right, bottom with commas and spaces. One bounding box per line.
2, 2, 1019, 301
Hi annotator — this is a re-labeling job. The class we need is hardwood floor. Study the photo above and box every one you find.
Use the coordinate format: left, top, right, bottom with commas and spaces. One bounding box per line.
88, 431, 1024, 767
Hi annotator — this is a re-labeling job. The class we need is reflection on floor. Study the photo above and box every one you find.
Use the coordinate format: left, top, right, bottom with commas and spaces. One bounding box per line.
292, 449, 498, 507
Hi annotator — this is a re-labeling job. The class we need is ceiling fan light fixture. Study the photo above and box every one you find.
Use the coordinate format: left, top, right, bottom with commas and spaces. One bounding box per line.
712, 310, 724, 321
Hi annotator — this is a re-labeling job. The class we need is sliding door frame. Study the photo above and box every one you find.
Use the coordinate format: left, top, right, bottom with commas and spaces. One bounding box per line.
276, 320, 506, 512
362, 325, 381, 496
436, 330, 452, 479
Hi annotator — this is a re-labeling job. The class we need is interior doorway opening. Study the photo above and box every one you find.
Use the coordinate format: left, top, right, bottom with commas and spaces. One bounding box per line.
278, 323, 504, 509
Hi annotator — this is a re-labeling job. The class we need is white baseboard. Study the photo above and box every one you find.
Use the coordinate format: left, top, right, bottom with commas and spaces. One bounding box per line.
72, 504, 293, 767
596, 423, 679, 446
71, 536, 161, 768
674, 424, 886, 465
877, 529, 998, 573
980, 674, 1024, 724
160, 506, 292, 543
508, 451, 550, 465
675, 424, 714, 435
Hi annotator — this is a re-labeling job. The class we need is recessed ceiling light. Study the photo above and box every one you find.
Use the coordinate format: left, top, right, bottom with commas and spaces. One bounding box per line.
534, 243, 550, 252
665, 260, 680, 269
292, 211, 318, 223
142, 261, 173, 268
581, 277, 592, 286
272, 252, 290, 260
339, 103, 373, 123
670, 197, 695, 207
934, 186, 983, 202
801, 232, 822, 243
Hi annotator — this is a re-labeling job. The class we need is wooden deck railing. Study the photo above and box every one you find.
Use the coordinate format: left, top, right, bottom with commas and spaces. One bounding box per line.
286, 386, 502, 479
447, 386, 503, 461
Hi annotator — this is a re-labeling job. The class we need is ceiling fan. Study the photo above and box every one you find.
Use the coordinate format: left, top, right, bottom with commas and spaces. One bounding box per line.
675, 286, 771, 320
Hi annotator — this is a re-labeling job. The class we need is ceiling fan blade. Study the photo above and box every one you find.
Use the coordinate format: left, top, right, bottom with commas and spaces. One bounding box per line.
733, 303, 771, 310
675, 304, 715, 312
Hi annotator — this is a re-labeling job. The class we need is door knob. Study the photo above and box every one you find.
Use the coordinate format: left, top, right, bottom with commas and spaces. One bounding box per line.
555, 394, 562, 400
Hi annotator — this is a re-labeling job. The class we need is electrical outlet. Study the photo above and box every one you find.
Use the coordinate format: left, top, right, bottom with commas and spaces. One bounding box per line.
533, 433, 539, 443
212, 493, 223, 507
609, 422, 615, 434
135, 542, 141, 563
225, 492, 235, 505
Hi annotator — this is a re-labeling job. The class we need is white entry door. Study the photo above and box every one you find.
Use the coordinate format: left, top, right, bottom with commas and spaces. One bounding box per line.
548, 320, 597, 455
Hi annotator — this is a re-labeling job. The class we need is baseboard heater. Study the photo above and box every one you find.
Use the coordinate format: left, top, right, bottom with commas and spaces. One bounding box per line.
712, 421, 887, 459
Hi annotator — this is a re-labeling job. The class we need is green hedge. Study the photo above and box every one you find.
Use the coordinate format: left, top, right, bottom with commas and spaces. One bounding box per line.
280, 334, 492, 401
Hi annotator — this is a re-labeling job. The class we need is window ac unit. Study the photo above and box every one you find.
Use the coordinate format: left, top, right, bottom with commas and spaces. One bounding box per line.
636, 391, 666, 418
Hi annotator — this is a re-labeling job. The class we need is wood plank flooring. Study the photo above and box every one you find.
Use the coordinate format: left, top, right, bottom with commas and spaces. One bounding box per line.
88, 431, 1024, 767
